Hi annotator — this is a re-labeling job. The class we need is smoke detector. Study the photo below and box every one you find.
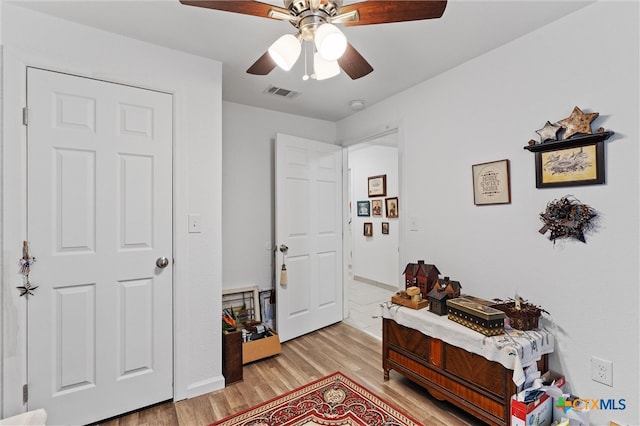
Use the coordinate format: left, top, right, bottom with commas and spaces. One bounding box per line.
350, 99, 365, 111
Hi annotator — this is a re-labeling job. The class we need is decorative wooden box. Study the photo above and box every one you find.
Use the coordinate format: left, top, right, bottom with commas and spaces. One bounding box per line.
427, 276, 461, 316
446, 297, 505, 336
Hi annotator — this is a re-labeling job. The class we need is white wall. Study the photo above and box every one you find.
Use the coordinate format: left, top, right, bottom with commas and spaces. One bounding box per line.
337, 2, 639, 424
1, 4, 224, 416
349, 145, 400, 287
221, 102, 335, 292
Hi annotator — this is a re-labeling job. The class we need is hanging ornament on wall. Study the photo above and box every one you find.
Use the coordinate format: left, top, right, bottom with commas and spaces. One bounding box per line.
538, 196, 597, 243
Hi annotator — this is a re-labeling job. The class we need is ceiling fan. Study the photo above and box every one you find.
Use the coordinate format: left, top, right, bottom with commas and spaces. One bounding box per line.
180, 0, 447, 80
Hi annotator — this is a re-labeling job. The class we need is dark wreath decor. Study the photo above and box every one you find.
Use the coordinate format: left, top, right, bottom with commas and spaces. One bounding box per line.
538, 196, 597, 243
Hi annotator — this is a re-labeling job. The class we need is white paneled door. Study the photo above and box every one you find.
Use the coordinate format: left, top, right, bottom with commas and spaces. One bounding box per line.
26, 68, 173, 425
275, 133, 343, 342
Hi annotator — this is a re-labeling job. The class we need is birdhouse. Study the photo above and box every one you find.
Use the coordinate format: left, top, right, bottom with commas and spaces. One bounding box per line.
402, 260, 440, 298
427, 276, 462, 316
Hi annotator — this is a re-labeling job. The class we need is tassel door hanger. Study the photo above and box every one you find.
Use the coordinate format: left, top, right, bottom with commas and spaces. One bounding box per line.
279, 244, 288, 286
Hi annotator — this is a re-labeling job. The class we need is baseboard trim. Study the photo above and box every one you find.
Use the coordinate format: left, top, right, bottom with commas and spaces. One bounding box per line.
352, 276, 399, 292
182, 375, 225, 400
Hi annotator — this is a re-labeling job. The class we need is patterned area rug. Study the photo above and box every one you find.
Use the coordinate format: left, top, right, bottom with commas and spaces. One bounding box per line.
211, 372, 420, 426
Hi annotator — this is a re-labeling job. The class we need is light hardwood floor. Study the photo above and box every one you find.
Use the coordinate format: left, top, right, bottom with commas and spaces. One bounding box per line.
98, 322, 485, 426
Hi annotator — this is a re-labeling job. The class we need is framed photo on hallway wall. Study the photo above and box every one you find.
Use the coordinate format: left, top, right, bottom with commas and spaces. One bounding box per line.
363, 222, 373, 237
371, 199, 383, 216
368, 175, 387, 197
385, 197, 398, 218
357, 200, 370, 217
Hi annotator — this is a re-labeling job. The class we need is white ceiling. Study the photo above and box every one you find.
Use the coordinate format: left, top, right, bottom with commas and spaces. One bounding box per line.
11, 0, 592, 121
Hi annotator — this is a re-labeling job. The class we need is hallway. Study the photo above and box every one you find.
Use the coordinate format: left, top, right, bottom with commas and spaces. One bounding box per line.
343, 278, 397, 339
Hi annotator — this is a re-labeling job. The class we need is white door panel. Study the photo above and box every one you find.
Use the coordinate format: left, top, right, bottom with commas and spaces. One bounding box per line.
275, 133, 343, 342
26, 68, 173, 425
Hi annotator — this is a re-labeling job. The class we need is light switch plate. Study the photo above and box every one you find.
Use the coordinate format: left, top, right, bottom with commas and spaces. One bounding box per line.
188, 214, 202, 233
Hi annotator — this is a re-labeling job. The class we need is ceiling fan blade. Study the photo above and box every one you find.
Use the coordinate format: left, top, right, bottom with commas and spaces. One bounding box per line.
340, 0, 447, 26
180, 0, 290, 20
247, 51, 277, 75
337, 43, 373, 80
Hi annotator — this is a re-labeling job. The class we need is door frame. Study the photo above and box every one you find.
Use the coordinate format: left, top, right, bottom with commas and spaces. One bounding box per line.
341, 122, 407, 320
1, 53, 200, 416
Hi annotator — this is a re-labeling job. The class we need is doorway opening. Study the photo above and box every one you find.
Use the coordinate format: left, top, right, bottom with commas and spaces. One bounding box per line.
344, 130, 401, 339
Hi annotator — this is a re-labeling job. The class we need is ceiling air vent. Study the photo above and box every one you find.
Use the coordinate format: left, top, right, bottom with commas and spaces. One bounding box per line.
264, 85, 300, 99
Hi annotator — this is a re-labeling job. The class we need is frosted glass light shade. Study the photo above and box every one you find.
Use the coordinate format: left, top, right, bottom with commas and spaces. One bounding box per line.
314, 52, 340, 80
268, 34, 301, 71
314, 23, 347, 61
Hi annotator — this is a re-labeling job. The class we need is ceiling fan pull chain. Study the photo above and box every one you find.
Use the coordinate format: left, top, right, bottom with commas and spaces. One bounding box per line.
303, 41, 309, 81
310, 43, 317, 80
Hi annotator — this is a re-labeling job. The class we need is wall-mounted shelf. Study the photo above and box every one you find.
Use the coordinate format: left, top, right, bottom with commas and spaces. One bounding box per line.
524, 131, 614, 152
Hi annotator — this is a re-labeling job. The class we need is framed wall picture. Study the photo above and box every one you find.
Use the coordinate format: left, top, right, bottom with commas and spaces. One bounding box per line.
363, 222, 373, 237
385, 197, 399, 218
368, 175, 387, 197
371, 199, 383, 217
381, 222, 389, 234
357, 200, 370, 217
535, 141, 604, 188
472, 159, 511, 205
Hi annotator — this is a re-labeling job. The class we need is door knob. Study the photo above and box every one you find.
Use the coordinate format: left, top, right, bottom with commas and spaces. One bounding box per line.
156, 257, 170, 268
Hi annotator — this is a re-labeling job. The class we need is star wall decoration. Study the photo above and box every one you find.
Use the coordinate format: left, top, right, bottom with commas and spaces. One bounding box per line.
557, 106, 599, 139
539, 196, 597, 243
17, 281, 38, 297
535, 121, 562, 143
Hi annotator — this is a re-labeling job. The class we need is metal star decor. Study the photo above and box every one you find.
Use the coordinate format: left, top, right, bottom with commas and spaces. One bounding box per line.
17, 280, 38, 297
557, 106, 599, 139
535, 121, 562, 143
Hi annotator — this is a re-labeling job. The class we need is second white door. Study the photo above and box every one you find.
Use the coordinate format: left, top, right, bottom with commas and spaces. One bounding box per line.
275, 133, 343, 342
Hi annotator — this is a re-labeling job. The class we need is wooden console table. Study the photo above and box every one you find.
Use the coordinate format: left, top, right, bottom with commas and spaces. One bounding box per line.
382, 307, 553, 426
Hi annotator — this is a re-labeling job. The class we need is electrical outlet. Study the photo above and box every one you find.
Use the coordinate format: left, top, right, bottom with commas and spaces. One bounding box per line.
591, 356, 613, 386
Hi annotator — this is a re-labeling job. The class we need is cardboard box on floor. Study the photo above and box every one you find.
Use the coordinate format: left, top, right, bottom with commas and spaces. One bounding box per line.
511, 371, 565, 426
242, 329, 281, 364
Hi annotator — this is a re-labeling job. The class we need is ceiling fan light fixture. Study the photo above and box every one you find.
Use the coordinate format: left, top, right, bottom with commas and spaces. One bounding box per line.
313, 52, 340, 80
314, 23, 347, 61
268, 34, 301, 71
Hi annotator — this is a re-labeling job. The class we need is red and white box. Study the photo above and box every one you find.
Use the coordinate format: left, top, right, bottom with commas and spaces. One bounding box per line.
511, 372, 565, 426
